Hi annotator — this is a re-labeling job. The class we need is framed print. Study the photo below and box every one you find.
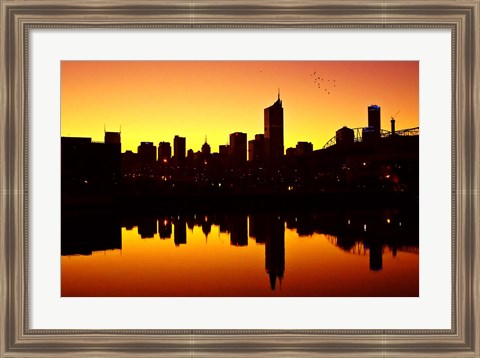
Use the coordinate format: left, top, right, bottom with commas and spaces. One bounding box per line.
1, 0, 479, 356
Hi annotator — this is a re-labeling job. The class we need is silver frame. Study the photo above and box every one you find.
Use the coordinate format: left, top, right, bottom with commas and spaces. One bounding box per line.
1, 0, 479, 356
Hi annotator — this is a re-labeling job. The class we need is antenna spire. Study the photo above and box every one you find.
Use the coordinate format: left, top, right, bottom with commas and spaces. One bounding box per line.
278, 88, 280, 100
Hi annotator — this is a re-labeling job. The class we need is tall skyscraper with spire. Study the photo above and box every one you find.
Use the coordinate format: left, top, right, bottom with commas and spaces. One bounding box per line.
264, 91, 284, 160
201, 136, 211, 156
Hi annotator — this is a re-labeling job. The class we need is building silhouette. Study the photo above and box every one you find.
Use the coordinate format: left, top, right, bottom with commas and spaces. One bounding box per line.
336, 126, 355, 146
173, 135, 186, 167
285, 147, 296, 157
201, 138, 211, 157
285, 141, 313, 157
105, 131, 121, 145
122, 150, 138, 174
186, 148, 195, 168
248, 134, 266, 162
365, 105, 381, 141
61, 134, 121, 192
295, 141, 313, 156
138, 142, 156, 166
264, 93, 284, 160
219, 144, 229, 165
158, 141, 172, 164
229, 132, 247, 164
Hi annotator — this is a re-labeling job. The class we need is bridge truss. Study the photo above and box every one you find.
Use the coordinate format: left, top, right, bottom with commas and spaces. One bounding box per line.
322, 127, 420, 149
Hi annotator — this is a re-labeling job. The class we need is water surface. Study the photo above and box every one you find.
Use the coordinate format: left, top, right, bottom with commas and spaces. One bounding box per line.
61, 209, 418, 297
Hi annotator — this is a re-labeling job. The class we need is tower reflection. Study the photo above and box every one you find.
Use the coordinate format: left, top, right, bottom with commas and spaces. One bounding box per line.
230, 214, 248, 247
62, 208, 418, 292
173, 216, 187, 246
264, 215, 285, 290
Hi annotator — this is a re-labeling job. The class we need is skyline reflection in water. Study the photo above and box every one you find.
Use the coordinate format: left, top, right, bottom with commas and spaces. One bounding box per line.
61, 209, 418, 297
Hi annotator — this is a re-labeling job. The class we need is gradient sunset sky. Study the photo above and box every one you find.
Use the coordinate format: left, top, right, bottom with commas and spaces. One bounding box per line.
61, 61, 419, 153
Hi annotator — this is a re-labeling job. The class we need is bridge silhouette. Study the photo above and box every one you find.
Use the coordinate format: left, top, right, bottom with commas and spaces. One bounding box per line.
323, 126, 420, 149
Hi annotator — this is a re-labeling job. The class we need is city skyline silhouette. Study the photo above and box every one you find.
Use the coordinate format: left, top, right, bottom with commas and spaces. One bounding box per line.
61, 61, 419, 153
61, 94, 419, 199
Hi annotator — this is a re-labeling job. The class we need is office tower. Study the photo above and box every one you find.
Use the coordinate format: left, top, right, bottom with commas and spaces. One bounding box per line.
61, 137, 93, 191
61, 135, 122, 191
103, 131, 122, 181
229, 132, 247, 164
248, 134, 265, 162
368, 105, 381, 138
104, 131, 121, 145
264, 93, 284, 160
201, 138, 211, 156
173, 135, 186, 167
137, 142, 157, 164
158, 141, 172, 163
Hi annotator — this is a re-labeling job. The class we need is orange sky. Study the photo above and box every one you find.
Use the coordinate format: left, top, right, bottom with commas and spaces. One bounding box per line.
61, 61, 418, 153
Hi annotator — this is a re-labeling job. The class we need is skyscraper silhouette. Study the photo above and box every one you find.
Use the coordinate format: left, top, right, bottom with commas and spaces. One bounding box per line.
229, 132, 247, 164
104, 131, 121, 145
201, 137, 211, 157
173, 135, 186, 167
368, 105, 381, 139
264, 92, 284, 160
158, 141, 172, 163
137, 142, 156, 165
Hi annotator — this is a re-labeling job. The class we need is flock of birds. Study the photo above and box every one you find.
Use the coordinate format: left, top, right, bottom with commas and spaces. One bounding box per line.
311, 71, 336, 95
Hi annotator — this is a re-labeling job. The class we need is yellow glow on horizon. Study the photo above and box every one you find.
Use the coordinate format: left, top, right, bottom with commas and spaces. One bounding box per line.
61, 61, 419, 153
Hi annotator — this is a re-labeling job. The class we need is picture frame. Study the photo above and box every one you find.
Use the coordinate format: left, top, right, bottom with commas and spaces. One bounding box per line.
1, 0, 478, 356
